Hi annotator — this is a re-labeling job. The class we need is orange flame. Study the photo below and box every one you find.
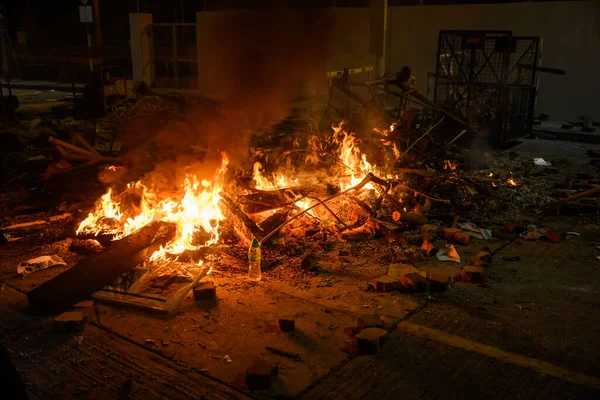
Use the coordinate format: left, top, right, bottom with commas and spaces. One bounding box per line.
333, 123, 373, 190
77, 154, 229, 263
443, 160, 459, 171
506, 178, 518, 187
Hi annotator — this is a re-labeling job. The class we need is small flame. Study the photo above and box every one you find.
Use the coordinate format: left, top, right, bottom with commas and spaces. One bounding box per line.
507, 178, 518, 187
443, 160, 459, 171
489, 172, 493, 177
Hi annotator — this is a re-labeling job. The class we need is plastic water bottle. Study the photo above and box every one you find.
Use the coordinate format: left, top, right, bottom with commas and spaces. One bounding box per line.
248, 238, 262, 281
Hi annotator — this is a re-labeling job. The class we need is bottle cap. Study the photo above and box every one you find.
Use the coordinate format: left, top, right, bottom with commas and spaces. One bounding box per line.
251, 238, 260, 248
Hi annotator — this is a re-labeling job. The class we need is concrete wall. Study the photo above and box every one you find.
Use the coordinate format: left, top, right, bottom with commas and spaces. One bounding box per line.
386, 1, 600, 121
196, 8, 376, 98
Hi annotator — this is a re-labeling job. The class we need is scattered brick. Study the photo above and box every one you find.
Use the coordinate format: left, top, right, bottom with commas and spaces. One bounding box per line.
246, 359, 278, 390
400, 273, 428, 292
355, 327, 388, 355
460, 266, 486, 283
375, 275, 402, 293
421, 239, 435, 255
544, 231, 563, 243
193, 281, 216, 300
387, 263, 419, 279
52, 311, 85, 333
475, 251, 492, 263
503, 223, 524, 234
278, 317, 295, 332
452, 232, 471, 245
427, 273, 450, 292
442, 228, 461, 241
358, 315, 384, 330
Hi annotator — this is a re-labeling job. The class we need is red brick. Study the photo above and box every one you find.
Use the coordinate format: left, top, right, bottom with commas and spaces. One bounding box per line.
421, 239, 435, 255
460, 266, 486, 283
193, 281, 216, 300
355, 327, 388, 355
443, 228, 461, 241
400, 273, 428, 292
545, 231, 563, 243
246, 359, 278, 390
375, 275, 402, 293
358, 315, 384, 330
278, 317, 295, 332
427, 273, 451, 292
475, 251, 492, 263
452, 232, 471, 245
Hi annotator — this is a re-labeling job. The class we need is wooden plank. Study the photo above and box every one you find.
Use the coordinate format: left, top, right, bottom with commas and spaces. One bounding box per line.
2, 323, 250, 400
27, 222, 175, 313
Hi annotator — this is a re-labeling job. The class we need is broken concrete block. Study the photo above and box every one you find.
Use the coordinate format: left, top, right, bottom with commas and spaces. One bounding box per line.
193, 281, 216, 300
375, 275, 402, 293
387, 263, 419, 279
301, 254, 320, 271
427, 273, 450, 292
358, 315, 384, 330
52, 311, 85, 333
355, 327, 388, 355
246, 359, 278, 390
452, 232, 471, 245
475, 251, 492, 263
278, 317, 295, 332
400, 273, 428, 292
442, 228, 461, 241
460, 266, 486, 283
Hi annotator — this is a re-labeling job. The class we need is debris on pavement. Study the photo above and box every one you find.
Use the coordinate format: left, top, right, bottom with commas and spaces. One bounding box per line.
436, 245, 461, 262
17, 255, 66, 276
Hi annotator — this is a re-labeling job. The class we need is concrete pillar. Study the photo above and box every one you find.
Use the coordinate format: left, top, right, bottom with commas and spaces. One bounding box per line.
129, 13, 154, 86
370, 0, 388, 77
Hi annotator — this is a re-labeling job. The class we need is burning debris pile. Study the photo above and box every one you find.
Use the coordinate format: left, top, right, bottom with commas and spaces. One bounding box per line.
9, 79, 596, 315
74, 120, 559, 260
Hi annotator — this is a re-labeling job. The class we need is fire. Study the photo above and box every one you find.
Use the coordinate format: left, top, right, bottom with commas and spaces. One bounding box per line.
507, 178, 518, 187
77, 154, 229, 263
489, 172, 493, 177
443, 160, 459, 171
333, 123, 374, 190
252, 162, 298, 190
252, 162, 311, 211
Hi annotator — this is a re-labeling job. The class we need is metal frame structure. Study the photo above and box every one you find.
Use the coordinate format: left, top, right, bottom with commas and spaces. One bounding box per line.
433, 30, 541, 142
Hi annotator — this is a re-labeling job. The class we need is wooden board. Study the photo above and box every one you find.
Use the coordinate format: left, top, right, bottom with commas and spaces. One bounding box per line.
27, 222, 176, 313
